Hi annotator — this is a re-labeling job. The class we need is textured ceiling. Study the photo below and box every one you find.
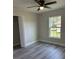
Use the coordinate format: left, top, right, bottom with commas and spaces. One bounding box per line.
13, 0, 65, 13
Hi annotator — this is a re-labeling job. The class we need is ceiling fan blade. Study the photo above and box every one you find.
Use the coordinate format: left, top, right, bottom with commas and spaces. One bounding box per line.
27, 6, 39, 8
37, 8, 40, 11
45, 1, 56, 5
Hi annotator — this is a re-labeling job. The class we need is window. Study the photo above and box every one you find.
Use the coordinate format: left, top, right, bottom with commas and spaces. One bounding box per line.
49, 16, 61, 38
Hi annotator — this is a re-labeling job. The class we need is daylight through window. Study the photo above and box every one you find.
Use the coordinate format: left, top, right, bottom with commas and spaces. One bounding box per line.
49, 16, 61, 38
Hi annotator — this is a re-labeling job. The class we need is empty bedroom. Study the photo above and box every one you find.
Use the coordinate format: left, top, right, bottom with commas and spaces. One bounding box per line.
13, 0, 65, 59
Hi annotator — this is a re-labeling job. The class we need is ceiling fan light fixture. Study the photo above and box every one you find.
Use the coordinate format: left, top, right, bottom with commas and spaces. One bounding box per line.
40, 6, 44, 10
27, 0, 57, 11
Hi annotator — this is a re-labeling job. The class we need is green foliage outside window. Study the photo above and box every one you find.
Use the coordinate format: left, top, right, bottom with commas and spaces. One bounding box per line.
49, 16, 61, 38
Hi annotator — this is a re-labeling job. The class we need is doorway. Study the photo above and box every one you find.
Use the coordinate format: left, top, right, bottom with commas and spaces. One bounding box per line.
13, 16, 21, 49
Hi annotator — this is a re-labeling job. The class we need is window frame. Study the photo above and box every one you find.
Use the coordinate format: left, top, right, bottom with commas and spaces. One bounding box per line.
49, 16, 61, 39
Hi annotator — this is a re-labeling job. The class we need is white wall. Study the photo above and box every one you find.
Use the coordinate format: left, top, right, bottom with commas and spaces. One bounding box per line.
13, 7, 65, 47
37, 8, 65, 46
13, 9, 38, 47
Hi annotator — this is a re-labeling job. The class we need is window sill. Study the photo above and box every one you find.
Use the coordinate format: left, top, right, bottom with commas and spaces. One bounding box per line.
49, 37, 61, 39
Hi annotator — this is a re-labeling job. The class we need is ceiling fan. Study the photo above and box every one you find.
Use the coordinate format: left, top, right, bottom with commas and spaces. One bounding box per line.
27, 0, 57, 11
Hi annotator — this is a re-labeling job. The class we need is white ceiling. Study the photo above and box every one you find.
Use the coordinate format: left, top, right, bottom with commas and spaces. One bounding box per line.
13, 0, 65, 13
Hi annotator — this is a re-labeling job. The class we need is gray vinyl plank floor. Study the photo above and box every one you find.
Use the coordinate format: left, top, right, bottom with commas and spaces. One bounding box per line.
13, 42, 65, 59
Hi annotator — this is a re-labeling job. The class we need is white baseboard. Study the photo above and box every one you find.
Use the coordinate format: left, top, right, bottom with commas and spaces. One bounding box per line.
25, 41, 37, 47
38, 40, 65, 47
24, 40, 65, 47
